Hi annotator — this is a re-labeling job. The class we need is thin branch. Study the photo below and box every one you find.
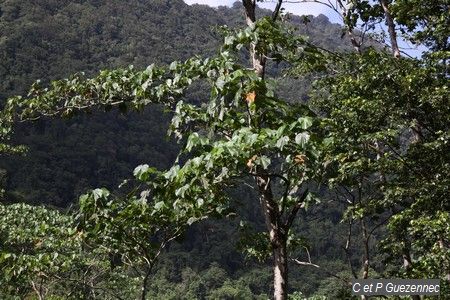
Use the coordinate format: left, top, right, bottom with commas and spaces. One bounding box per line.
247, 171, 289, 185
292, 258, 320, 268
341, 185, 356, 204
284, 188, 308, 230
290, 255, 350, 285
272, 0, 284, 21
368, 214, 392, 239
280, 175, 291, 216
342, 217, 358, 279
30, 280, 44, 300
361, 218, 370, 279
18, 100, 127, 122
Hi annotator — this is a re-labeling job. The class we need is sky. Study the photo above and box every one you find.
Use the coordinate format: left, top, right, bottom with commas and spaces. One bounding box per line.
183, 1, 426, 57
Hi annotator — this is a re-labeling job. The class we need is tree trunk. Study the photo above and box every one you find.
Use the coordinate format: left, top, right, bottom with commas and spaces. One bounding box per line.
438, 238, 450, 283
273, 237, 288, 300
360, 219, 370, 300
380, 0, 400, 58
141, 268, 151, 300
257, 175, 288, 300
242, 0, 266, 77
361, 219, 370, 280
141, 258, 157, 300
402, 248, 421, 300
243, 2, 288, 299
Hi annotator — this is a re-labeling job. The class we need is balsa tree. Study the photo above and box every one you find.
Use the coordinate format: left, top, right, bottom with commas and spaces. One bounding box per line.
1, 1, 328, 299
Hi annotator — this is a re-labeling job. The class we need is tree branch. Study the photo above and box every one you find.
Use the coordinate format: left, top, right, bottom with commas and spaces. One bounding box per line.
272, 0, 284, 21
290, 252, 351, 285
380, 0, 400, 58
284, 189, 308, 230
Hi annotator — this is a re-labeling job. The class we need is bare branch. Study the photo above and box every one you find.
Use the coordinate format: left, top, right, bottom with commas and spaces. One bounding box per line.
291, 255, 350, 285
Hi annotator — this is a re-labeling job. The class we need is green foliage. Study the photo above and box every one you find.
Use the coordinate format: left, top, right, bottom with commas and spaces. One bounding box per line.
0, 0, 228, 206
0, 0, 346, 207
0, 202, 138, 299
391, 0, 449, 52
0, 1, 448, 299
312, 27, 449, 289
1, 10, 331, 298
146, 262, 269, 299
0, 203, 75, 297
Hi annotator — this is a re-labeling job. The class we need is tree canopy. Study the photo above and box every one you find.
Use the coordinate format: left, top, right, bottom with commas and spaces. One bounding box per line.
0, 0, 448, 299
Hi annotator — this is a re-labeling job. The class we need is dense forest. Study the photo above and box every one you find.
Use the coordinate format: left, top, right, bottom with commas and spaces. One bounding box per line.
0, 0, 346, 207
0, 0, 448, 299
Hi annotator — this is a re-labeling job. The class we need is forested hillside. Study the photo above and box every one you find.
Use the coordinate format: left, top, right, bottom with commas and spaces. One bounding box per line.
0, 0, 448, 299
0, 0, 344, 207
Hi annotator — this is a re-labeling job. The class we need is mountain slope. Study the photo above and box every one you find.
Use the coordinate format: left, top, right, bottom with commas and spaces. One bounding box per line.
0, 0, 346, 206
